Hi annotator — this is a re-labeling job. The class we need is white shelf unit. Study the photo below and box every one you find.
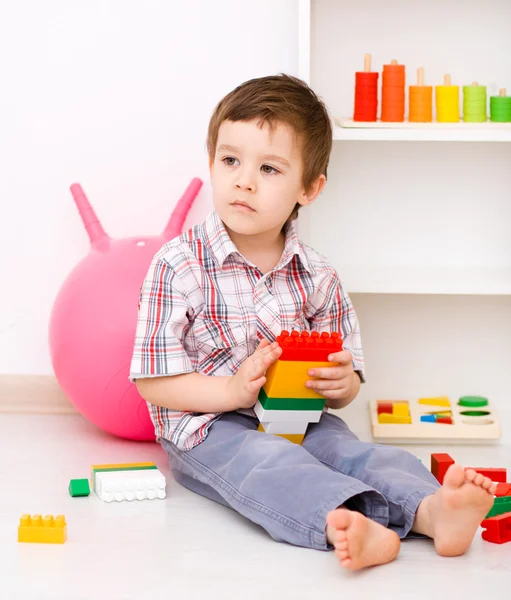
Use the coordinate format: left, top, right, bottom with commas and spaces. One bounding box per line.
297, 0, 511, 297
297, 0, 511, 443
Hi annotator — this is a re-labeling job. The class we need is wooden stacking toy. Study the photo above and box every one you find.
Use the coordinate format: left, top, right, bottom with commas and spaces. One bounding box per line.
381, 59, 405, 122
409, 67, 433, 122
463, 82, 487, 122
353, 53, 378, 122
435, 74, 460, 122
490, 88, 511, 122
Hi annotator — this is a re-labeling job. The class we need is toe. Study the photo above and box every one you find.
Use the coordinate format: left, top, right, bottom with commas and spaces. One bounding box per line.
481, 477, 493, 490
474, 473, 484, 486
327, 508, 354, 531
335, 540, 349, 552
336, 549, 350, 561
443, 464, 466, 488
464, 468, 477, 483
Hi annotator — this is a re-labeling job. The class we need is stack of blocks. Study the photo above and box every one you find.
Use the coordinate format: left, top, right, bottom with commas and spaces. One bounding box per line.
431, 453, 511, 544
91, 462, 166, 503
255, 331, 342, 444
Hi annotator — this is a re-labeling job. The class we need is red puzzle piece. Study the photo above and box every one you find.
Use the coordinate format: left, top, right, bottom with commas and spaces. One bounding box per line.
277, 330, 343, 362
468, 468, 507, 483
481, 512, 511, 544
495, 483, 511, 497
377, 402, 393, 415
431, 453, 455, 485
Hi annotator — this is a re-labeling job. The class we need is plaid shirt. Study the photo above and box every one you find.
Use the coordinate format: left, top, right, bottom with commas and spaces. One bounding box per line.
130, 210, 364, 450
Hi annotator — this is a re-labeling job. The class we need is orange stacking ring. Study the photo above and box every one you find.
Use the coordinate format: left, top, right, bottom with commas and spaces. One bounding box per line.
409, 67, 433, 122
382, 60, 405, 122
354, 54, 378, 122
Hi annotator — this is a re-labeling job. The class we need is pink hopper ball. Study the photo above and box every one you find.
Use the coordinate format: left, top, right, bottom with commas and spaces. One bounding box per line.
49, 178, 202, 440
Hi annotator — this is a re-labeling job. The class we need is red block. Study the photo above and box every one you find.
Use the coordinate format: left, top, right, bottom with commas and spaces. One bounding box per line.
277, 330, 343, 362
495, 483, 511, 497
377, 402, 393, 415
468, 468, 507, 483
481, 512, 511, 544
431, 453, 455, 485
436, 417, 453, 424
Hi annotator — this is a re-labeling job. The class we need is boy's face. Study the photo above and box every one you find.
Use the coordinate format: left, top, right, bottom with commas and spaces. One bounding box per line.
210, 119, 322, 238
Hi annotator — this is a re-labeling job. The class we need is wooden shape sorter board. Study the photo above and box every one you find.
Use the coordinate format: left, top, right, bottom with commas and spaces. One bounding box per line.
369, 397, 501, 444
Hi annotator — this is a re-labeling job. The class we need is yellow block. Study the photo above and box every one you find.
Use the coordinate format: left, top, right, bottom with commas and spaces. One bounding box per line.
378, 413, 412, 425
18, 514, 67, 544
263, 360, 333, 399
418, 396, 450, 407
275, 433, 305, 444
392, 402, 410, 417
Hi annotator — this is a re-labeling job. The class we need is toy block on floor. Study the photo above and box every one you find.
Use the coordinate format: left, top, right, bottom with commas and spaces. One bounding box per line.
263, 359, 332, 399
258, 388, 325, 411
90, 462, 157, 490
485, 496, 511, 519
468, 468, 507, 483
496, 483, 511, 497
276, 330, 342, 362
431, 453, 455, 484
481, 512, 511, 544
418, 396, 451, 407
18, 514, 67, 544
95, 468, 166, 503
69, 478, 90, 497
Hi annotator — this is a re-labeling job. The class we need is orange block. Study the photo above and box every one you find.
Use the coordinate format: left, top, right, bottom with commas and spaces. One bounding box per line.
263, 359, 333, 399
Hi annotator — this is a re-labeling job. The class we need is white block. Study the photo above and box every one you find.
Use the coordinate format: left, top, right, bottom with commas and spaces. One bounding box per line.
260, 421, 309, 434
95, 468, 166, 503
254, 400, 323, 423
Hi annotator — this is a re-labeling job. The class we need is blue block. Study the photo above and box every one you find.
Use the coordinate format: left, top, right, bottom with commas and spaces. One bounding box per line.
420, 415, 436, 423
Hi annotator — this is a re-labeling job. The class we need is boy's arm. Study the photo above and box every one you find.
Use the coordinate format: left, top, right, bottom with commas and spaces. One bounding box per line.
307, 271, 364, 409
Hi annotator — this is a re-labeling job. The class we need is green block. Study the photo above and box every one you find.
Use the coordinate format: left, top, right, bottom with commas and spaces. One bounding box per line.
69, 478, 90, 497
258, 388, 325, 411
458, 396, 488, 408
485, 496, 511, 519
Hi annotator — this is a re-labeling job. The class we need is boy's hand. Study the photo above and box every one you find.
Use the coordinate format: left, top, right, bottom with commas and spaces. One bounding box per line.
306, 350, 359, 408
228, 339, 282, 410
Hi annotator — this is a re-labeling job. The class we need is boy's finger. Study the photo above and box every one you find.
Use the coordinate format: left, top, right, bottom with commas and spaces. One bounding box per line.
307, 366, 343, 380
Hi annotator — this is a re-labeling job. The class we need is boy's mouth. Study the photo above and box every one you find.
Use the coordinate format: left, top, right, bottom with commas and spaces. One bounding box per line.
232, 200, 256, 213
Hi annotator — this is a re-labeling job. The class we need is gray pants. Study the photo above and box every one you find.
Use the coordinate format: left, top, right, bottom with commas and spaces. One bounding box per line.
161, 411, 440, 550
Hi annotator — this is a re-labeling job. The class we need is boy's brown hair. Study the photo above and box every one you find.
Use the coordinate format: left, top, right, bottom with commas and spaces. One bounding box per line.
207, 74, 332, 221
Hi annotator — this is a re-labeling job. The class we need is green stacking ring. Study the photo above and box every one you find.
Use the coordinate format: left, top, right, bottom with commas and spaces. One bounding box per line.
458, 395, 489, 407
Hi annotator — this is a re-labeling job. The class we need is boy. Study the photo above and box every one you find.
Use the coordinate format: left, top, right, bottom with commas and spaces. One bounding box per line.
130, 74, 495, 571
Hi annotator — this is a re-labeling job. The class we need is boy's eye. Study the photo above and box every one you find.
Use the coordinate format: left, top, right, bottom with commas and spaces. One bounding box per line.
261, 164, 279, 175
223, 156, 238, 166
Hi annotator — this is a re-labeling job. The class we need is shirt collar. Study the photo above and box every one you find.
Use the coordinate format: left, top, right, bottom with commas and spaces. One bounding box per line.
203, 210, 315, 275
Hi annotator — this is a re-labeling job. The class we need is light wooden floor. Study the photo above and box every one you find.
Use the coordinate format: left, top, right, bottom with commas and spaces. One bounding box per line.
1, 410, 510, 600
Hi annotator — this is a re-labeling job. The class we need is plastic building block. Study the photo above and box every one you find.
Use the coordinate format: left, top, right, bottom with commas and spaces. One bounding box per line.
468, 468, 507, 482
377, 401, 393, 415
258, 421, 308, 435
91, 462, 157, 490
68, 478, 90, 497
263, 360, 332, 399
258, 388, 325, 411
431, 453, 455, 484
496, 483, 511, 497
377, 413, 412, 424
95, 468, 166, 502
275, 433, 305, 444
418, 396, 451, 407
276, 330, 342, 362
481, 512, 511, 544
18, 514, 67, 544
254, 400, 323, 424
485, 496, 511, 519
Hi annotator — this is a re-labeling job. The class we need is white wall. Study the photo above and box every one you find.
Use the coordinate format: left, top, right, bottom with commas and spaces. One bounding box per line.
0, 0, 298, 374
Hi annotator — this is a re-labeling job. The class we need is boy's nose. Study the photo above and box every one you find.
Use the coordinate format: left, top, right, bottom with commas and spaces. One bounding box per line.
235, 171, 256, 192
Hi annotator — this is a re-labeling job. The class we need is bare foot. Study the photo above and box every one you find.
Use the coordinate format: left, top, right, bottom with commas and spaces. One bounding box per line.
326, 508, 400, 571
413, 463, 496, 557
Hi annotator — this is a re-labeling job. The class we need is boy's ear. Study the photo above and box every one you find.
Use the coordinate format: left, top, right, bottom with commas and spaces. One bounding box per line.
298, 174, 326, 207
